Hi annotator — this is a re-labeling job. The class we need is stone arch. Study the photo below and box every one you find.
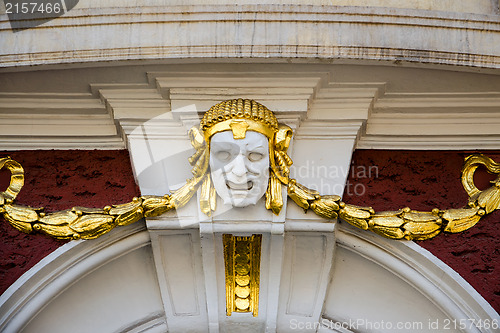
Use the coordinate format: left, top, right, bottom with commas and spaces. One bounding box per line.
0, 222, 496, 333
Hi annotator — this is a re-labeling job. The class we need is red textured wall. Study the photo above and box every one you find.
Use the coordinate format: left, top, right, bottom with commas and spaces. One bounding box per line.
343, 150, 500, 313
0, 150, 141, 295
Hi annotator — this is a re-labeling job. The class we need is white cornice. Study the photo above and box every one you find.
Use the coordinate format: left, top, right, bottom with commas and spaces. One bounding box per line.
0, 92, 125, 150
1, 67, 500, 150
1, 5, 499, 69
356, 135, 500, 150
356, 91, 500, 149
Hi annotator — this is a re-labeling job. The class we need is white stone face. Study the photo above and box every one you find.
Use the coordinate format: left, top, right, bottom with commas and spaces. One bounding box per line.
209, 131, 270, 208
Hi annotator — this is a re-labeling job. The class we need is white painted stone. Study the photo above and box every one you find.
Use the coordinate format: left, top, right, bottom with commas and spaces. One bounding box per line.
1, 223, 497, 333
210, 131, 270, 208
148, 225, 209, 332
1, 5, 499, 69
277, 231, 336, 331
322, 225, 500, 333
68, 0, 498, 15
287, 119, 366, 222
0, 225, 167, 333
123, 119, 194, 196
21, 245, 163, 333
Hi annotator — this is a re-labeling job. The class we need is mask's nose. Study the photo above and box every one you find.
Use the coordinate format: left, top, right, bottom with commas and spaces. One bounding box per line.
230, 154, 247, 178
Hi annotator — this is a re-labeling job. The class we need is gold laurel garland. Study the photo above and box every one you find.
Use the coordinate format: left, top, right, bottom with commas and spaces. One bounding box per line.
0, 153, 499, 241
0, 132, 209, 240
288, 153, 500, 240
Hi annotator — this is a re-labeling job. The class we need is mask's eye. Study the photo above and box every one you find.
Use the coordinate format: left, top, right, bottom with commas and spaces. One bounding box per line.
248, 152, 264, 162
216, 151, 231, 162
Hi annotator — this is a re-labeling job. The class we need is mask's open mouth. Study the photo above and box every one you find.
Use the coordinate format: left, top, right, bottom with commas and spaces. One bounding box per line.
226, 180, 253, 191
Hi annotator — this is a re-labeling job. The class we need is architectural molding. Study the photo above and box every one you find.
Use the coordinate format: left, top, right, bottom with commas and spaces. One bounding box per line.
358, 91, 500, 149
1, 67, 500, 151
356, 135, 500, 150
0, 223, 159, 333
2, 67, 500, 150
322, 224, 500, 332
0, 92, 124, 150
1, 221, 497, 333
110, 80, 361, 331
148, 226, 208, 332
1, 5, 499, 69
115, 312, 167, 333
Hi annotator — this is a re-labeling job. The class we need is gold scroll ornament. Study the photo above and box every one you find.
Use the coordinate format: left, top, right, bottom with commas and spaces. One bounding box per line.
0, 99, 499, 241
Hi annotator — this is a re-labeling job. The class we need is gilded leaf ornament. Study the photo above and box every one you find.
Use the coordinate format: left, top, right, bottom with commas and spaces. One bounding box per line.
1, 99, 499, 241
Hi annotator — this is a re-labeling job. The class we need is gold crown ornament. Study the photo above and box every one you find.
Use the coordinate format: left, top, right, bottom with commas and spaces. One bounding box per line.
200, 99, 279, 140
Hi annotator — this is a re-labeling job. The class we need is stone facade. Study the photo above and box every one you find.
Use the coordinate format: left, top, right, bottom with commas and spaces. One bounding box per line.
1, 1, 499, 332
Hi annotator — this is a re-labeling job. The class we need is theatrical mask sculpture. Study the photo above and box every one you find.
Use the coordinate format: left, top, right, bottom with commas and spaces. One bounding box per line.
187, 98, 293, 216
209, 131, 270, 207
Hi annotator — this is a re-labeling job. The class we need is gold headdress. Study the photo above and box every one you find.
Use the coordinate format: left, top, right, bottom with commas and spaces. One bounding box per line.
189, 99, 294, 215
201, 99, 278, 140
